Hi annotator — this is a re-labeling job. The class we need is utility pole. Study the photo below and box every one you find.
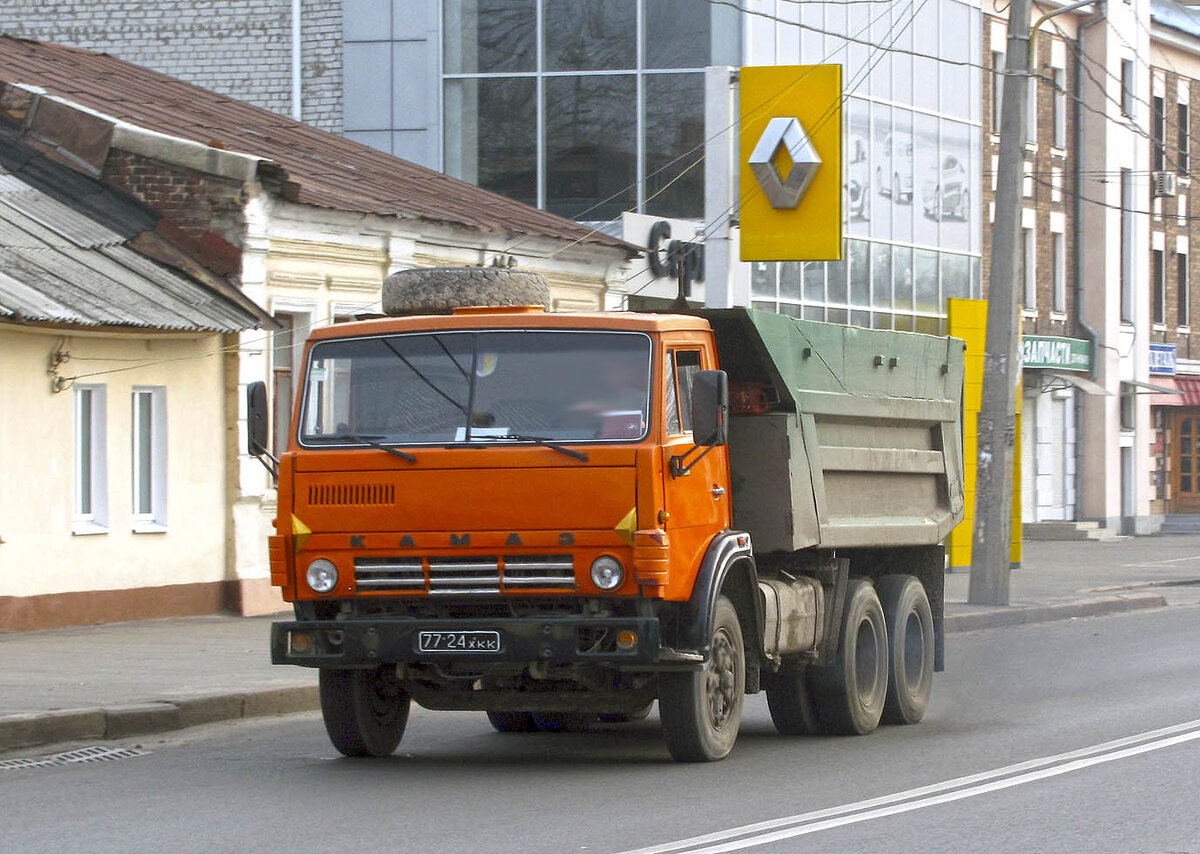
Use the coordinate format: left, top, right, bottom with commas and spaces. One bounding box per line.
970, 0, 1031, 605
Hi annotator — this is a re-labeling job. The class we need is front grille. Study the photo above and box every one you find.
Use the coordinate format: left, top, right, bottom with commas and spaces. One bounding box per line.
429, 556, 502, 595
351, 554, 577, 594
354, 557, 424, 590
308, 483, 395, 506
502, 554, 575, 589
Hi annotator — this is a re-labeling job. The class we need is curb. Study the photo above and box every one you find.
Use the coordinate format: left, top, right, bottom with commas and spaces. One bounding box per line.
0, 684, 317, 755
944, 592, 1168, 633
1087, 578, 1200, 593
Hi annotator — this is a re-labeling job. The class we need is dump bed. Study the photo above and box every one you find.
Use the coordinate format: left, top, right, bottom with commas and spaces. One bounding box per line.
699, 309, 965, 553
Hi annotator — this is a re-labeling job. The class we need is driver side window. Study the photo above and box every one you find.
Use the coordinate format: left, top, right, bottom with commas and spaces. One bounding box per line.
665, 349, 702, 435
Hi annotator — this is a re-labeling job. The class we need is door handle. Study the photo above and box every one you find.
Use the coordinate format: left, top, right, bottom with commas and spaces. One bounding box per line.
711, 485, 726, 498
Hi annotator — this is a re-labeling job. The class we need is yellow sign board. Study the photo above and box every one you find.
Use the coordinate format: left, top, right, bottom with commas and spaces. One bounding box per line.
739, 64, 842, 262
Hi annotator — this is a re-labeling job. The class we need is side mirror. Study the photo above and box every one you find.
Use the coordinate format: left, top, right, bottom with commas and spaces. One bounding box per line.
247, 380, 269, 456
690, 370, 729, 447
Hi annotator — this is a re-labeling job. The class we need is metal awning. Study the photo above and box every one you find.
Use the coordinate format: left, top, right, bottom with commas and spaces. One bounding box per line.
1123, 379, 1185, 395
1043, 370, 1111, 396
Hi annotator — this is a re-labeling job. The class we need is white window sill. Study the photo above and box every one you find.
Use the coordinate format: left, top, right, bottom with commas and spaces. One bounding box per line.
132, 522, 169, 535
1021, 308, 1039, 319
1050, 147, 1068, 159
72, 521, 109, 536
1050, 312, 1069, 322
1153, 323, 1168, 332
1178, 326, 1191, 334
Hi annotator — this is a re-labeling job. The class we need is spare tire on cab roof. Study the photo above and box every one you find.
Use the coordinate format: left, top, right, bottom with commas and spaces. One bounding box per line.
382, 267, 551, 316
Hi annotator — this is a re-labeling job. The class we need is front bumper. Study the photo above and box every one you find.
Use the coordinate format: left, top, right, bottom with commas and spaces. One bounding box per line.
271, 616, 697, 668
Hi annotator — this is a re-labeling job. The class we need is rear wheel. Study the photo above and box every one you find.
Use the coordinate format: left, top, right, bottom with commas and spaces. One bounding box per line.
320, 667, 410, 757
659, 596, 745, 762
876, 574, 935, 725
810, 580, 888, 735
486, 711, 537, 733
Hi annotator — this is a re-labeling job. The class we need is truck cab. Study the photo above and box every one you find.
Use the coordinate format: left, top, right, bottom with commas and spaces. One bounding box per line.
258, 269, 965, 762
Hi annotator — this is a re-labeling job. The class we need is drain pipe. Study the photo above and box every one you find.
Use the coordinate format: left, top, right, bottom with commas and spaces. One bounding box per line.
291, 0, 303, 121
1074, 1, 1106, 521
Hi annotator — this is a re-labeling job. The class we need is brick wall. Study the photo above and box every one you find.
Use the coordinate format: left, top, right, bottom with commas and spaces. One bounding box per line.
0, 0, 343, 132
983, 19, 1079, 339
1150, 68, 1200, 360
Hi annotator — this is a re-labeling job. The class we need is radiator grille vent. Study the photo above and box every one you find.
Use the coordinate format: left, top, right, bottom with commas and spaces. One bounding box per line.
308, 483, 395, 506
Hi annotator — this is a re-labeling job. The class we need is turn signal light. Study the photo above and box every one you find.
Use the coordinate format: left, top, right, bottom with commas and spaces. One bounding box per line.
616, 631, 638, 651
289, 632, 314, 655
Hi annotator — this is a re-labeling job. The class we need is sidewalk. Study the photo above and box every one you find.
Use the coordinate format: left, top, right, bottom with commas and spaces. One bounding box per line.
3, 535, 1199, 753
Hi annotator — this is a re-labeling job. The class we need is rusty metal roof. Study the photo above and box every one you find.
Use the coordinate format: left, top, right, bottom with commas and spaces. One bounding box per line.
0, 36, 632, 253
0, 130, 264, 332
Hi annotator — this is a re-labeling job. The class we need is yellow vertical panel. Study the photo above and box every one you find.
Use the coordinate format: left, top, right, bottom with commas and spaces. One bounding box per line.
945, 298, 1022, 571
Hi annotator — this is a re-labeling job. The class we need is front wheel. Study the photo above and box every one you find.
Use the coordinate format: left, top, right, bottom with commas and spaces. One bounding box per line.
320, 667, 410, 757
659, 596, 745, 762
809, 579, 888, 736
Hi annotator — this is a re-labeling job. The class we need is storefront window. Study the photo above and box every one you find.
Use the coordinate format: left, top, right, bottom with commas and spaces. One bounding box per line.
644, 73, 705, 218
544, 0, 636, 71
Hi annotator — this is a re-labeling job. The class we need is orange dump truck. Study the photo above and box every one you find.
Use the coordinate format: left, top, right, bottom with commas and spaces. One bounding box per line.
253, 268, 965, 762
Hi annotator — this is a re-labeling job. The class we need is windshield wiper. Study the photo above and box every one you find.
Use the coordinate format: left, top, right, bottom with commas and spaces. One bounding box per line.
307, 432, 416, 463
478, 434, 589, 462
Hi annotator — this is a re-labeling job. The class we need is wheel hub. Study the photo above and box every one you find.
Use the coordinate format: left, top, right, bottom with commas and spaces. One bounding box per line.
706, 628, 739, 731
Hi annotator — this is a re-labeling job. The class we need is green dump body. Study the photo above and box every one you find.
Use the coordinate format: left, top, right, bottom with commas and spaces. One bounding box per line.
698, 309, 966, 554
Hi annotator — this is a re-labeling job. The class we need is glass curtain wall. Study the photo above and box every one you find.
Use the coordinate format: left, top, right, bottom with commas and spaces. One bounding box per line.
746, 0, 982, 333
443, 0, 739, 220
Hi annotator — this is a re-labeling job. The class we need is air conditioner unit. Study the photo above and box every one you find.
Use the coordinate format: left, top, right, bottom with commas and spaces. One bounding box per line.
1153, 170, 1178, 198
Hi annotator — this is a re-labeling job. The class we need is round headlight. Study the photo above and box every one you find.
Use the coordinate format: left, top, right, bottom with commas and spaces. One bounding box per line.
306, 558, 339, 594
590, 555, 624, 591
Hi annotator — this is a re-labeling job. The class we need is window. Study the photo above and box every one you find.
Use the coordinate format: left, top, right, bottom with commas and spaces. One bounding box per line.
1180, 251, 1190, 327
1153, 96, 1165, 172
665, 350, 702, 434
272, 311, 310, 457
1053, 68, 1066, 148
1021, 227, 1036, 309
991, 50, 1004, 133
73, 385, 107, 534
1120, 169, 1134, 321
1052, 231, 1066, 313
1121, 59, 1136, 118
1026, 75, 1037, 143
442, 0, 733, 219
131, 387, 167, 531
1180, 102, 1191, 175
1153, 247, 1166, 324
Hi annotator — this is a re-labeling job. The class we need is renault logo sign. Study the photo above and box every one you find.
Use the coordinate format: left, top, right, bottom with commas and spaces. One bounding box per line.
748, 117, 821, 209
740, 64, 842, 261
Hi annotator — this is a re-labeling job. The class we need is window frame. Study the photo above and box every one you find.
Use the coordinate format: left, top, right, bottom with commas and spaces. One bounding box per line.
1051, 230, 1066, 313
1179, 102, 1191, 175
73, 384, 108, 535
1153, 95, 1166, 172
1153, 246, 1166, 325
131, 386, 168, 533
665, 348, 703, 436
1179, 250, 1190, 328
1121, 59, 1136, 118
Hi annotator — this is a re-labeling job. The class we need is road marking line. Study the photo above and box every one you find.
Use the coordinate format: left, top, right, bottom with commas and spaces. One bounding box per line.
615, 719, 1200, 854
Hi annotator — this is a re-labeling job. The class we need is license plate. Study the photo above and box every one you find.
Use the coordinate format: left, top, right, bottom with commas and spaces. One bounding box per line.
417, 630, 502, 653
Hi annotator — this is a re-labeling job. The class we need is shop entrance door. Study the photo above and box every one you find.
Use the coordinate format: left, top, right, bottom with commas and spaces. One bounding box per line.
1170, 411, 1200, 513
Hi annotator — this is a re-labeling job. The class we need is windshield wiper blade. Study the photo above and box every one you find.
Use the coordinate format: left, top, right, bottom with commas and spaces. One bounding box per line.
308, 432, 416, 463
482, 434, 589, 462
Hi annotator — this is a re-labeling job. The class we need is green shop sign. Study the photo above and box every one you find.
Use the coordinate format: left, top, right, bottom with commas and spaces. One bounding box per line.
1021, 335, 1091, 372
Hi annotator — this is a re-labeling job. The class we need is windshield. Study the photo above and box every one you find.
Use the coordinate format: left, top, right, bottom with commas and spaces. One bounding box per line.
299, 330, 652, 447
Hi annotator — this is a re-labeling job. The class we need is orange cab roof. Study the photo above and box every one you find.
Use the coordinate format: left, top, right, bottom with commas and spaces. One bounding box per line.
308, 309, 713, 340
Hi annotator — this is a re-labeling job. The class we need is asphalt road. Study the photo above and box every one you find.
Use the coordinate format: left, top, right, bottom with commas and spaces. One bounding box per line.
4, 606, 1199, 854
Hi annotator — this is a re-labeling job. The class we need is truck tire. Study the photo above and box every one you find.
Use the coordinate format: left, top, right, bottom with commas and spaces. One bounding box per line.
875, 574, 935, 725
486, 711, 537, 733
659, 596, 745, 762
382, 267, 551, 316
809, 579, 888, 736
319, 667, 410, 757
765, 669, 821, 736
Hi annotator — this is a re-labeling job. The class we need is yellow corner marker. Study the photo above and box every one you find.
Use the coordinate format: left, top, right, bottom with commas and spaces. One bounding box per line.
291, 514, 312, 553
614, 507, 637, 546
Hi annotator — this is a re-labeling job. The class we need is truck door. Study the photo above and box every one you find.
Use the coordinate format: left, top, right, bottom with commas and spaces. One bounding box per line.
661, 346, 732, 576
